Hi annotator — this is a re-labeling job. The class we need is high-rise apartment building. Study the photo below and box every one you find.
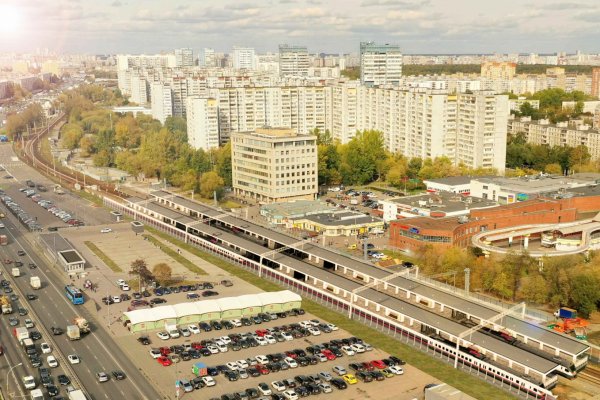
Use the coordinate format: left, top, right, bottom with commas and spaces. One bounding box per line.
199, 48, 215, 67
129, 74, 148, 105
360, 42, 403, 86
232, 47, 256, 70
186, 97, 219, 150
480, 62, 516, 80
116, 54, 176, 71
592, 68, 600, 98
231, 128, 318, 203
175, 48, 194, 67
151, 82, 173, 124
278, 45, 309, 77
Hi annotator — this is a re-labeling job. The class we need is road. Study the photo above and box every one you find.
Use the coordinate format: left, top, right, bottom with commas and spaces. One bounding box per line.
0, 144, 162, 399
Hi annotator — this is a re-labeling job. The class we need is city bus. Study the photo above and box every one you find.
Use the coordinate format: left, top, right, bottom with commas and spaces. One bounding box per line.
65, 285, 84, 305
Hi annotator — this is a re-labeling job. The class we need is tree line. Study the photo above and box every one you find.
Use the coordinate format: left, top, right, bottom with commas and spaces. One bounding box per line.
512, 88, 595, 124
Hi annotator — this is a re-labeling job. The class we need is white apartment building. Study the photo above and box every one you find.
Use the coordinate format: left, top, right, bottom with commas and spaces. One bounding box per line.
331, 81, 360, 143
509, 116, 600, 161
186, 97, 219, 150
116, 54, 176, 71
200, 48, 215, 67
150, 82, 173, 124
360, 42, 402, 87
232, 47, 256, 70
129, 74, 148, 105
279, 45, 309, 77
231, 128, 318, 203
175, 48, 194, 67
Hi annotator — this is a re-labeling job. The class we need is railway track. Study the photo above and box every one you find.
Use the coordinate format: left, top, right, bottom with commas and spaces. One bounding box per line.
579, 366, 600, 386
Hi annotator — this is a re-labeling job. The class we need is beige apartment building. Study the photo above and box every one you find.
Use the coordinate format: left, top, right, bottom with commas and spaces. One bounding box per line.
231, 128, 318, 203
481, 62, 516, 80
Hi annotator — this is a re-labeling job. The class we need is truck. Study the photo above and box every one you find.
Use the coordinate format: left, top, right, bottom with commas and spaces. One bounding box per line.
13, 326, 29, 342
0, 295, 12, 314
66, 325, 81, 340
67, 389, 87, 400
22, 338, 36, 357
73, 317, 90, 334
30, 276, 41, 290
0, 235, 7, 245
554, 307, 577, 319
30, 388, 44, 400
12, 268, 20, 277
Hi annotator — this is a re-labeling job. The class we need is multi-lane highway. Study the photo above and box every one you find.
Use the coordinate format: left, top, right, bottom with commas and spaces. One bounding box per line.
0, 144, 163, 399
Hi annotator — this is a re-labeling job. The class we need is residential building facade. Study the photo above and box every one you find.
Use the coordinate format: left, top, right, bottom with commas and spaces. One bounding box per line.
150, 82, 173, 124
360, 41, 402, 86
175, 48, 194, 67
278, 45, 309, 77
232, 47, 256, 70
186, 97, 219, 150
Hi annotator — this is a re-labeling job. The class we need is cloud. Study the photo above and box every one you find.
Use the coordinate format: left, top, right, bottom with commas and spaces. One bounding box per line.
361, 0, 429, 8
576, 10, 600, 22
111, 0, 122, 6
290, 7, 326, 17
538, 2, 597, 10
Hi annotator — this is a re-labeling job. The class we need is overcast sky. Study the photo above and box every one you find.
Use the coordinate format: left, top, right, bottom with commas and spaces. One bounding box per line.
1, 0, 599, 55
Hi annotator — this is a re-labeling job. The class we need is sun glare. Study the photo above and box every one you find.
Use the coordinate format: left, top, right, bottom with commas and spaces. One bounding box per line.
0, 5, 21, 34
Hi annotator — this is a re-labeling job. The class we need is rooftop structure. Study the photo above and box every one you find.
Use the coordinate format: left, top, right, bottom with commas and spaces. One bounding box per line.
260, 200, 336, 225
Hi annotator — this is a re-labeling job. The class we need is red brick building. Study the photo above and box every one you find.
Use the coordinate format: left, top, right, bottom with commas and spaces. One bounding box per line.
389, 194, 600, 252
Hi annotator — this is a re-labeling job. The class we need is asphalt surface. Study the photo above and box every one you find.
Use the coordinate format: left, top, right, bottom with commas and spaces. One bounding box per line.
0, 144, 163, 399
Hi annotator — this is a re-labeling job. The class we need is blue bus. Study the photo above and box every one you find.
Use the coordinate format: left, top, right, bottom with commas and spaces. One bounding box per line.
65, 285, 84, 305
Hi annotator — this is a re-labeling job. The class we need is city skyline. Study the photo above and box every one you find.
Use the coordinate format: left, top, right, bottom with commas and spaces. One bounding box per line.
1, 0, 599, 55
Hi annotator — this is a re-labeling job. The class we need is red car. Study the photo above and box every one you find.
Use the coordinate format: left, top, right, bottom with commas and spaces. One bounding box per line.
322, 349, 336, 360
255, 329, 269, 337
256, 364, 270, 375
157, 356, 172, 366
159, 347, 171, 356
370, 360, 386, 370
190, 342, 203, 350
285, 351, 298, 359
361, 361, 375, 371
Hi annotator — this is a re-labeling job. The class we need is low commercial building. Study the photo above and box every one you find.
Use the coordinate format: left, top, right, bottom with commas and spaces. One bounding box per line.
289, 211, 384, 237
260, 200, 335, 226
39, 233, 86, 276
232, 128, 318, 203
423, 176, 472, 194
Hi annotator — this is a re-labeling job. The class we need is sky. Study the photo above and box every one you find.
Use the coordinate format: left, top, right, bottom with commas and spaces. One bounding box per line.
0, 0, 599, 55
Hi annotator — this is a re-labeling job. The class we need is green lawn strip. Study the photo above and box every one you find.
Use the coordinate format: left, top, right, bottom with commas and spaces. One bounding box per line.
142, 233, 208, 276
144, 226, 514, 400
84, 241, 122, 272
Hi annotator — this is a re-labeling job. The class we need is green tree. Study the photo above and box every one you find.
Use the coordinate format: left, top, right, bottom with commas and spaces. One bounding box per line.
341, 130, 386, 184
517, 274, 549, 304
200, 171, 225, 199
152, 263, 172, 285
544, 163, 563, 175
569, 273, 600, 318
129, 259, 154, 284
569, 145, 591, 171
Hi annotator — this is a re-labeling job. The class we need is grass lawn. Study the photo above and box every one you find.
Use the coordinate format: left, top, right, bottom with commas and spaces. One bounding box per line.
142, 233, 208, 275
143, 226, 514, 400
84, 241, 122, 272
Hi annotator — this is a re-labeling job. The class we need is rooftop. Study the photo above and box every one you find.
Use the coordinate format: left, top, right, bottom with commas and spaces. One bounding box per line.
58, 250, 84, 264
423, 176, 472, 186
301, 211, 382, 227
473, 174, 600, 194
388, 192, 497, 213
261, 200, 335, 219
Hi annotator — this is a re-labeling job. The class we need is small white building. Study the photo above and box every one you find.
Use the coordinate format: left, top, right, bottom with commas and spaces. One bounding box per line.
423, 176, 472, 195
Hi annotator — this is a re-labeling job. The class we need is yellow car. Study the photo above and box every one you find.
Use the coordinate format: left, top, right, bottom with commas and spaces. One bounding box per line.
347, 244, 357, 250
342, 374, 358, 384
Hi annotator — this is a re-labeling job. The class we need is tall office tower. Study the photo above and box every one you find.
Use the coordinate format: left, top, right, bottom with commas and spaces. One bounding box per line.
359, 41, 403, 87
592, 68, 600, 98
231, 128, 318, 203
278, 44, 309, 77
480, 61, 516, 80
151, 82, 173, 124
232, 47, 256, 70
455, 91, 508, 172
199, 48, 215, 67
175, 48, 194, 67
186, 97, 219, 150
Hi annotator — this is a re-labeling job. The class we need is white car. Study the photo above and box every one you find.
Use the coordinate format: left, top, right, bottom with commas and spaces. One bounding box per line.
264, 334, 277, 344
188, 325, 200, 334
25, 319, 34, 328
149, 349, 161, 359
236, 359, 249, 369
226, 361, 239, 371
216, 342, 228, 352
180, 328, 191, 337
258, 382, 272, 396
255, 336, 268, 346
67, 354, 80, 364
281, 332, 293, 341
0, 223, 4, 228
218, 336, 232, 345
207, 345, 219, 354
389, 365, 404, 375
40, 343, 51, 354
341, 345, 355, 356
121, 284, 130, 291
350, 343, 365, 353
230, 319, 242, 327
319, 383, 333, 393
283, 357, 298, 368
101, 228, 112, 233
363, 342, 373, 351
283, 389, 299, 400
201, 376, 216, 387
299, 321, 312, 328
112, 296, 121, 303
316, 353, 327, 363
307, 327, 321, 336
47, 355, 58, 368
326, 323, 339, 331
156, 331, 170, 340
272, 381, 286, 392
255, 355, 269, 365
116, 279, 125, 287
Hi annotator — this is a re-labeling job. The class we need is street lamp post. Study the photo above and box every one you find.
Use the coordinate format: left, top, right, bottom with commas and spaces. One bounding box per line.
6, 362, 23, 397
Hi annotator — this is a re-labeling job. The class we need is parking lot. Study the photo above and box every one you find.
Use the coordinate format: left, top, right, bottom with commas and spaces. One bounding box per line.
113, 308, 434, 400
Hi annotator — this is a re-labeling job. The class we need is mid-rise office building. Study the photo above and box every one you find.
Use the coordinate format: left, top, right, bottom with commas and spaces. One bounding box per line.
279, 45, 309, 77
175, 48, 194, 67
231, 128, 318, 203
186, 97, 219, 150
360, 41, 403, 86
232, 47, 256, 70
